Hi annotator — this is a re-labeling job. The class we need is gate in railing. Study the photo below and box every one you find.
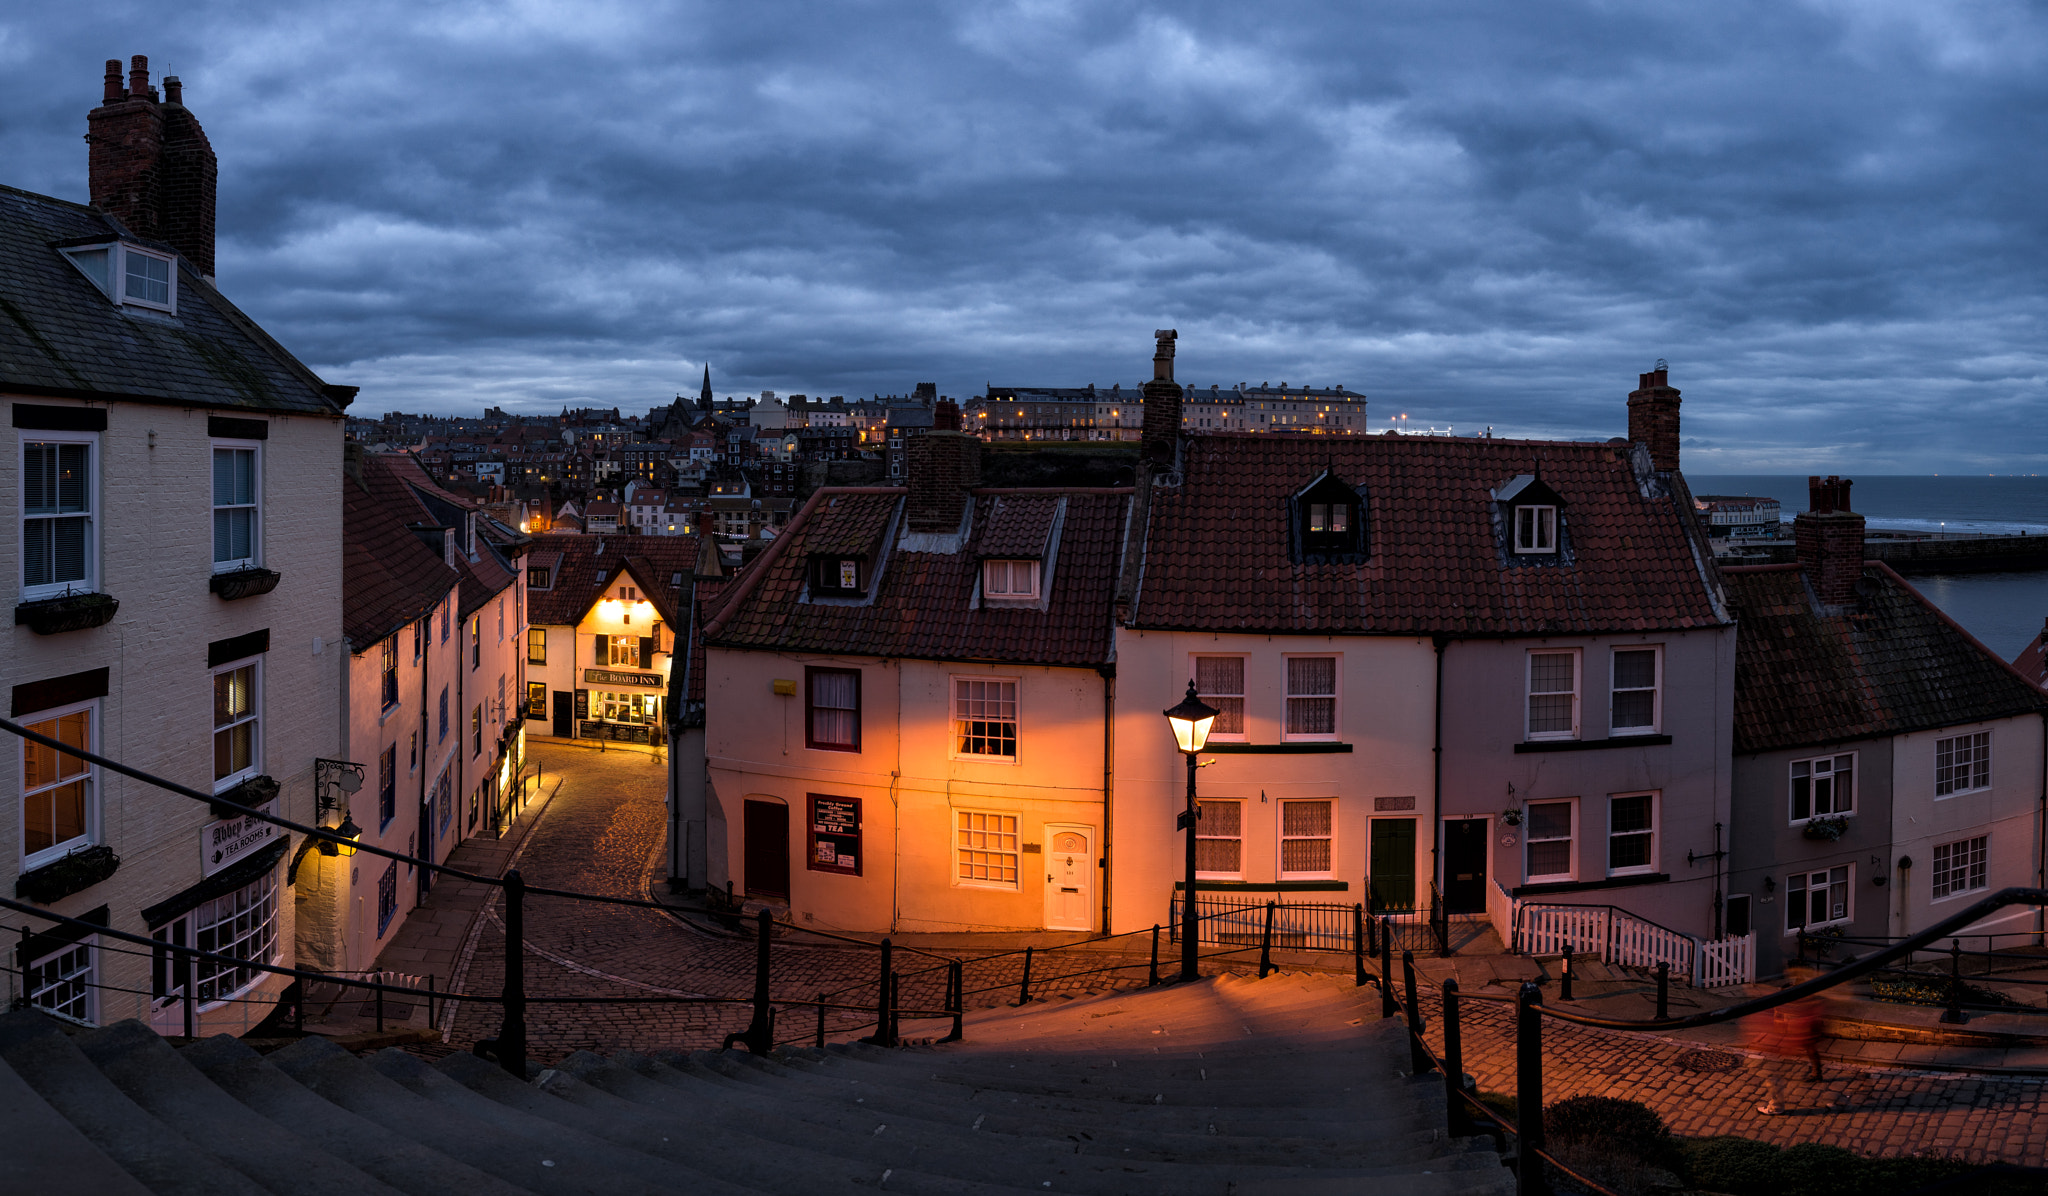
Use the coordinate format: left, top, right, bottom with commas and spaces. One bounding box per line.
1697, 932, 1756, 988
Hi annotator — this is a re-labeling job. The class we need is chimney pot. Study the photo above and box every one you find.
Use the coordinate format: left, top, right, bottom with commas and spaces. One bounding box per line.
102, 60, 123, 103
128, 55, 150, 98
164, 75, 182, 105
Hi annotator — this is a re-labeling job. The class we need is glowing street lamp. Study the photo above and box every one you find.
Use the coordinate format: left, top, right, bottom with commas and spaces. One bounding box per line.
1163, 681, 1219, 982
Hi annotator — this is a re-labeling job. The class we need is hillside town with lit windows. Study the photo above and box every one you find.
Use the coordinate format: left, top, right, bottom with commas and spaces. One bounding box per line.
7, 53, 2048, 1193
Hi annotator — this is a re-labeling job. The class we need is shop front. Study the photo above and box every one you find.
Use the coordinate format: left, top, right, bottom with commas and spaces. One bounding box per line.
579, 667, 665, 745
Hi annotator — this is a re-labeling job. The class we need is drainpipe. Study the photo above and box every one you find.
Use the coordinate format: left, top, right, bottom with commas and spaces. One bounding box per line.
1100, 662, 1116, 935
2039, 711, 2046, 947
1432, 637, 1446, 898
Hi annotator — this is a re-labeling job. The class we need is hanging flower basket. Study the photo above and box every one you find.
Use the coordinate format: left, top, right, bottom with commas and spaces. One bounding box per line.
209, 567, 281, 601
1802, 815, 1849, 842
212, 774, 280, 820
13, 591, 119, 635
16, 844, 121, 904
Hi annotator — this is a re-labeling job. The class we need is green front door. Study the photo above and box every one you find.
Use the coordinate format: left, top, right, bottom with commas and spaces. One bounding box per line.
1369, 818, 1417, 913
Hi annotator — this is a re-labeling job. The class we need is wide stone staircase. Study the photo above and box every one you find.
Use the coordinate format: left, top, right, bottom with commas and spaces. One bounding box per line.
0, 971, 1512, 1194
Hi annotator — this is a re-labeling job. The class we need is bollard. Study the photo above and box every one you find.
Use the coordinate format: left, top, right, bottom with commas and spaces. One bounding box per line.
1379, 917, 1397, 1018
1655, 961, 1669, 1020
870, 938, 895, 1047
426, 974, 436, 1031
1441, 977, 1465, 1138
1402, 950, 1432, 1074
1258, 901, 1276, 978
1942, 939, 1969, 1024
498, 869, 529, 1078
816, 991, 828, 1048
1559, 951, 1572, 1002
1018, 945, 1035, 1005
1516, 982, 1548, 1196
376, 978, 385, 1032
1353, 904, 1368, 987
1149, 925, 1161, 987
943, 960, 965, 1043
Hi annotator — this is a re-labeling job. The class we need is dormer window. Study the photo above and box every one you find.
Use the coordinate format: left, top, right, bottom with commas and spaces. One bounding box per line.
983, 559, 1041, 601
1514, 505, 1557, 554
809, 554, 865, 596
1290, 472, 1367, 563
60, 241, 177, 313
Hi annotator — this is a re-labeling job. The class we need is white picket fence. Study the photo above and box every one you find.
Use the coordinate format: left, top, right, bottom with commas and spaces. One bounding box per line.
1697, 933, 1756, 988
1507, 903, 1754, 989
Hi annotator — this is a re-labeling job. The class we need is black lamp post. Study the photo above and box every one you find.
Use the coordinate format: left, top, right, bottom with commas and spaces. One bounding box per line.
1163, 681, 1219, 982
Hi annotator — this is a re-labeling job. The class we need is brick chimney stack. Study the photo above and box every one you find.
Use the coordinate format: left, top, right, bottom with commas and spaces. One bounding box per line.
88, 55, 217, 277
1627, 364, 1682, 473
1141, 329, 1182, 468
905, 398, 981, 533
1795, 475, 1865, 608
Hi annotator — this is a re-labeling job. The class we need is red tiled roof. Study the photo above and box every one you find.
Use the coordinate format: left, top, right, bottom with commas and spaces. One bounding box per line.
376, 454, 523, 619
1726, 563, 2048, 754
979, 495, 1060, 559
342, 454, 459, 645
1130, 436, 1725, 635
2014, 629, 2048, 691
524, 534, 701, 630
708, 487, 1131, 667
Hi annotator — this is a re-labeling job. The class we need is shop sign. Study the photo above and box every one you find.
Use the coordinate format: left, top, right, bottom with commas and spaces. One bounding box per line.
809, 794, 861, 876
585, 668, 662, 688
202, 802, 277, 877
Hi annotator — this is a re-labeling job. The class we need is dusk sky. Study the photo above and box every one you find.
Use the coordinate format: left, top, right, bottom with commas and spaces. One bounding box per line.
4, 2, 2044, 471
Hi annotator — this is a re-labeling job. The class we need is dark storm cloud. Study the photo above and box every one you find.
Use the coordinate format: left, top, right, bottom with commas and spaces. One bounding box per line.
4, 1, 2045, 468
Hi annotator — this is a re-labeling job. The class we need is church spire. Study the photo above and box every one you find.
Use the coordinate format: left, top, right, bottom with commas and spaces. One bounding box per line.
699, 364, 713, 412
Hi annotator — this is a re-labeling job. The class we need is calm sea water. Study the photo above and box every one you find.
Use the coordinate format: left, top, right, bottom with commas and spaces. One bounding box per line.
1689, 475, 2048, 662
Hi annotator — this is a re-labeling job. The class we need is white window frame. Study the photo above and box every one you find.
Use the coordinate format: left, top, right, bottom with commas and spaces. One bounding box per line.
955, 809, 1021, 889
1935, 731, 1992, 798
1193, 655, 1247, 742
1786, 864, 1852, 934
952, 676, 1019, 761
1194, 798, 1244, 880
1931, 835, 1990, 901
20, 432, 98, 601
209, 440, 262, 571
24, 936, 98, 1026
1282, 654, 1340, 742
1526, 649, 1581, 742
1609, 645, 1661, 735
19, 697, 99, 871
1606, 791, 1657, 877
211, 656, 263, 793
62, 241, 177, 313
188, 870, 280, 1008
1789, 752, 1856, 823
1514, 505, 1557, 554
1278, 798, 1336, 880
1524, 798, 1577, 883
982, 559, 1041, 601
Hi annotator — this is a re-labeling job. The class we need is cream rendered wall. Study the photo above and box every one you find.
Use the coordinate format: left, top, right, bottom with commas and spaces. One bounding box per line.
704, 648, 1110, 933
1108, 631, 1439, 934
1890, 714, 2044, 943
1, 398, 341, 1033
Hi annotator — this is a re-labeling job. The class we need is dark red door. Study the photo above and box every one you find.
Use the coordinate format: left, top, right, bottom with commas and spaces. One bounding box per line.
743, 800, 790, 898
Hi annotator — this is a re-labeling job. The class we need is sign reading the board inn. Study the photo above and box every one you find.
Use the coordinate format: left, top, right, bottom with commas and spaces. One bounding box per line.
585, 669, 662, 687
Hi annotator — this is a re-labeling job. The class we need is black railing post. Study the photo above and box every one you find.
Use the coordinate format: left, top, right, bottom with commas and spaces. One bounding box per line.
870, 938, 894, 1046
1402, 950, 1432, 1074
1149, 924, 1161, 987
736, 907, 775, 1054
1379, 917, 1397, 1018
498, 869, 528, 1078
1655, 960, 1669, 1020
943, 960, 964, 1043
816, 991, 828, 1048
1442, 977, 1465, 1138
426, 974, 435, 1031
1943, 939, 1968, 1024
1353, 903, 1367, 987
1258, 901, 1276, 978
1559, 951, 1572, 1002
1516, 982, 1547, 1196
1018, 945, 1034, 1005
375, 976, 385, 1032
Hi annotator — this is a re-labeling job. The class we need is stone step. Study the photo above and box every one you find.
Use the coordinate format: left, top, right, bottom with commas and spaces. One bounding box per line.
0, 1034, 149, 1194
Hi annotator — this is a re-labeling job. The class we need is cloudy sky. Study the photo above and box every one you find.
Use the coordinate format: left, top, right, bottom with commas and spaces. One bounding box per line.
4, 1, 2045, 470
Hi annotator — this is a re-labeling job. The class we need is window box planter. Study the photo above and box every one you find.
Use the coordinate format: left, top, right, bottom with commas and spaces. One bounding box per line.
17, 844, 120, 904
209, 567, 281, 601
212, 773, 279, 820
14, 591, 119, 635
1802, 815, 1850, 842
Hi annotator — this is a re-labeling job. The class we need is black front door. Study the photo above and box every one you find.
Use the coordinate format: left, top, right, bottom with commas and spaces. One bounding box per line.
743, 799, 791, 899
552, 691, 572, 738
1368, 818, 1417, 913
1442, 819, 1488, 913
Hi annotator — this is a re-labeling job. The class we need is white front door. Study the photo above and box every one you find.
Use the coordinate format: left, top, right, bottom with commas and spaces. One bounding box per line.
1043, 824, 1095, 931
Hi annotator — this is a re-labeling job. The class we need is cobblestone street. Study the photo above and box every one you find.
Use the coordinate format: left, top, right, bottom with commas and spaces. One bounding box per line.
409, 741, 2048, 1165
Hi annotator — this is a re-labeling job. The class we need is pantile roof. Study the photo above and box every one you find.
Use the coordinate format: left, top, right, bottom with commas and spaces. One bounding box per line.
708, 487, 1131, 667
342, 454, 460, 645
374, 454, 525, 618
1725, 563, 2048, 754
524, 534, 700, 630
0, 184, 349, 415
1130, 435, 1725, 635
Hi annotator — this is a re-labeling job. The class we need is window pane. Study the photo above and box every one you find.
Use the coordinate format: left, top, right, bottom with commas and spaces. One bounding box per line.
1196, 838, 1241, 873
1528, 840, 1571, 876
215, 667, 253, 726
1527, 802, 1572, 842
1530, 654, 1574, 694
1613, 649, 1655, 690
1329, 504, 1348, 533
1195, 656, 1243, 695
1528, 694, 1573, 735
1287, 657, 1336, 696
1199, 799, 1241, 836
1282, 838, 1332, 873
1283, 801, 1331, 837
57, 444, 87, 512
1612, 691, 1654, 729
1610, 794, 1652, 834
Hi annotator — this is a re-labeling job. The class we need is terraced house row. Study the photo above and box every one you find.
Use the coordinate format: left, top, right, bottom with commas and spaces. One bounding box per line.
696, 335, 2048, 987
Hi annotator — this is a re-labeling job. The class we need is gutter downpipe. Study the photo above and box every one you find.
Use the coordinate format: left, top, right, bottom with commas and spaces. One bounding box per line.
2039, 710, 2046, 947
1100, 662, 1116, 936
1433, 637, 1447, 903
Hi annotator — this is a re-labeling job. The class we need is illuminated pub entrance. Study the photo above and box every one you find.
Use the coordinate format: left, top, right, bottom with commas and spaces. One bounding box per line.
580, 667, 664, 744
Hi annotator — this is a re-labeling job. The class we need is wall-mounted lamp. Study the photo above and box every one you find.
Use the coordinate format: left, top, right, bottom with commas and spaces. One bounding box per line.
1762, 875, 1776, 893
334, 813, 363, 857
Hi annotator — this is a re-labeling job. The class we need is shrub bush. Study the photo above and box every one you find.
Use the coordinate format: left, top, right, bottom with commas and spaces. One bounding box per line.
1543, 1096, 1677, 1195
1677, 1136, 1782, 1195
